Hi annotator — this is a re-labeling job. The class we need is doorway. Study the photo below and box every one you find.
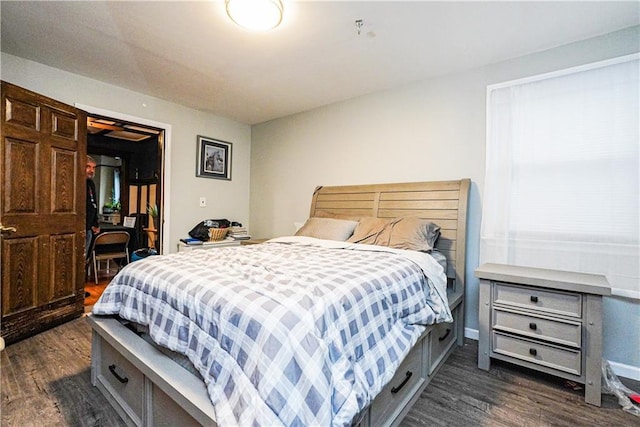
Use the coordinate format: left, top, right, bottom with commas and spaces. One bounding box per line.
87, 114, 164, 256
78, 104, 172, 256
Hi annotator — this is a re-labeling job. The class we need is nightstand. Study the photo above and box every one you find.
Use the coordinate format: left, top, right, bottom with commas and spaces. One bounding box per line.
475, 263, 611, 406
176, 238, 240, 252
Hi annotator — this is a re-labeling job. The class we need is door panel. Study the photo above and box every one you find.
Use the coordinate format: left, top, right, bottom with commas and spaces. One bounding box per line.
4, 137, 38, 213
2, 237, 38, 315
4, 95, 40, 131
51, 149, 77, 213
1, 81, 86, 344
51, 109, 78, 141
50, 233, 76, 301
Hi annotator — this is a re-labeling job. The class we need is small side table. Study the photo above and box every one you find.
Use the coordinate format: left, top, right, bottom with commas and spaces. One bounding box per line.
475, 263, 611, 406
176, 238, 240, 252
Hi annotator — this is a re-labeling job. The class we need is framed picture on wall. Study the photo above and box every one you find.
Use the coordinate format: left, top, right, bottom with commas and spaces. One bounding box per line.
196, 135, 232, 180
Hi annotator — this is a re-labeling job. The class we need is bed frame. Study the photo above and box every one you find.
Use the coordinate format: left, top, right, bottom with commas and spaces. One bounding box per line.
87, 179, 470, 427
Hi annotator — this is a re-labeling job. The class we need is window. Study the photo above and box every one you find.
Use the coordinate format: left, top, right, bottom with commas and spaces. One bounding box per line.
114, 167, 120, 205
481, 54, 639, 298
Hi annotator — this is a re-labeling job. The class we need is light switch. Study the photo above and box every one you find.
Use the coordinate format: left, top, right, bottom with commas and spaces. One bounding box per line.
199, 197, 206, 207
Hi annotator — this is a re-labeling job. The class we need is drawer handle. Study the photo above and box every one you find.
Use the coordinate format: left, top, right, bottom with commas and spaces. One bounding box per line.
529, 348, 538, 356
529, 322, 537, 330
530, 295, 538, 303
438, 328, 452, 342
391, 370, 413, 394
108, 364, 129, 384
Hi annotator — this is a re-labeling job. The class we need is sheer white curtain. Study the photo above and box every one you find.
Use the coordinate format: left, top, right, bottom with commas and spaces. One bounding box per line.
481, 54, 639, 298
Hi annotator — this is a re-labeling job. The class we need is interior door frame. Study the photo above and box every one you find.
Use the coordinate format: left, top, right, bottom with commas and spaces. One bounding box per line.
76, 104, 172, 253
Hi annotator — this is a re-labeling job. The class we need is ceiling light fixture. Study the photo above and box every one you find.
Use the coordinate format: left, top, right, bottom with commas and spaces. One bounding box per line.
225, 0, 283, 31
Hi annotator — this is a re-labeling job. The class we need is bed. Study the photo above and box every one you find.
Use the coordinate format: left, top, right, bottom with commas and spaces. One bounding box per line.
87, 178, 470, 427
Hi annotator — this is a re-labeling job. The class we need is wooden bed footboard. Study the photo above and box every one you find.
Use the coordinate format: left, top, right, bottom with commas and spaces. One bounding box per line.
88, 315, 216, 426
88, 302, 462, 427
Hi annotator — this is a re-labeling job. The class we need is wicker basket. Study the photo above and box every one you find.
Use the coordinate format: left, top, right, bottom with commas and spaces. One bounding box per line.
208, 227, 229, 241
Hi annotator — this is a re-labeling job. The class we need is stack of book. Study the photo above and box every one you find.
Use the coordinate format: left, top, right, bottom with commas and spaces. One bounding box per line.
228, 226, 251, 241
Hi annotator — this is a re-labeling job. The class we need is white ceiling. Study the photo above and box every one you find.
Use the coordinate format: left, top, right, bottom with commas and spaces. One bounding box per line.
1, 1, 638, 125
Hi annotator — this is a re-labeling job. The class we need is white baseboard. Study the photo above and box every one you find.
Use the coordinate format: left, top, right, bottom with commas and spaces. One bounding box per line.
464, 327, 479, 341
463, 328, 640, 382
608, 361, 640, 382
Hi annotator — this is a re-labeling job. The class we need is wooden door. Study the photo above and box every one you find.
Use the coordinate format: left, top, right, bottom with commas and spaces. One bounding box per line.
1, 82, 86, 344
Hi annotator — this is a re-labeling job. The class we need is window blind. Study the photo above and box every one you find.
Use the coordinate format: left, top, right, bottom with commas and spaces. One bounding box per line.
481, 54, 639, 298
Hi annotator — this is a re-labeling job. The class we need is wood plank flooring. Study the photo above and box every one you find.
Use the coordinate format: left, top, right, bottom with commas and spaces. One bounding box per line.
1, 317, 638, 426
401, 340, 640, 427
1, 316, 123, 427
84, 281, 109, 307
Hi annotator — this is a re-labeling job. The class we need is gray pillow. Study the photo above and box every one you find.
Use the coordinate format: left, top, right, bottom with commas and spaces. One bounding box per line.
347, 217, 389, 244
294, 217, 358, 241
374, 216, 441, 252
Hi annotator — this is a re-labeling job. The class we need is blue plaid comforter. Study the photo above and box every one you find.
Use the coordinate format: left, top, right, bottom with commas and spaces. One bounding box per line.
92, 236, 451, 426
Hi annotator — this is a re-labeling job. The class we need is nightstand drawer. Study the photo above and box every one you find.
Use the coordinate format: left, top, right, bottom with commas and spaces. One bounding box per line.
493, 332, 581, 375
494, 283, 582, 318
493, 308, 581, 347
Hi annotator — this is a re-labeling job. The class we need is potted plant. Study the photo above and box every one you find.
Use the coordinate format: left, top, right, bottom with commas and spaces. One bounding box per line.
103, 189, 121, 213
147, 203, 158, 221
102, 195, 121, 224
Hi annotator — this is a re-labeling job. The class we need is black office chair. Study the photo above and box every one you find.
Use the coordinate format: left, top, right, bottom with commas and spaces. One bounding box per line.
89, 231, 130, 284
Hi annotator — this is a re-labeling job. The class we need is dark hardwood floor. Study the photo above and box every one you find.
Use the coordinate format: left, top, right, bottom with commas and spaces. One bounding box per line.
400, 341, 640, 427
1, 317, 638, 426
1, 316, 124, 427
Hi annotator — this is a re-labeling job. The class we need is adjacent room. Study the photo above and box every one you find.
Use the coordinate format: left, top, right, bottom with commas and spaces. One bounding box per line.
1, 1, 638, 426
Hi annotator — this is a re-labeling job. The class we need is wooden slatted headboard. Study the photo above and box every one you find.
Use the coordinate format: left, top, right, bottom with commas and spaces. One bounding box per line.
309, 179, 470, 305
